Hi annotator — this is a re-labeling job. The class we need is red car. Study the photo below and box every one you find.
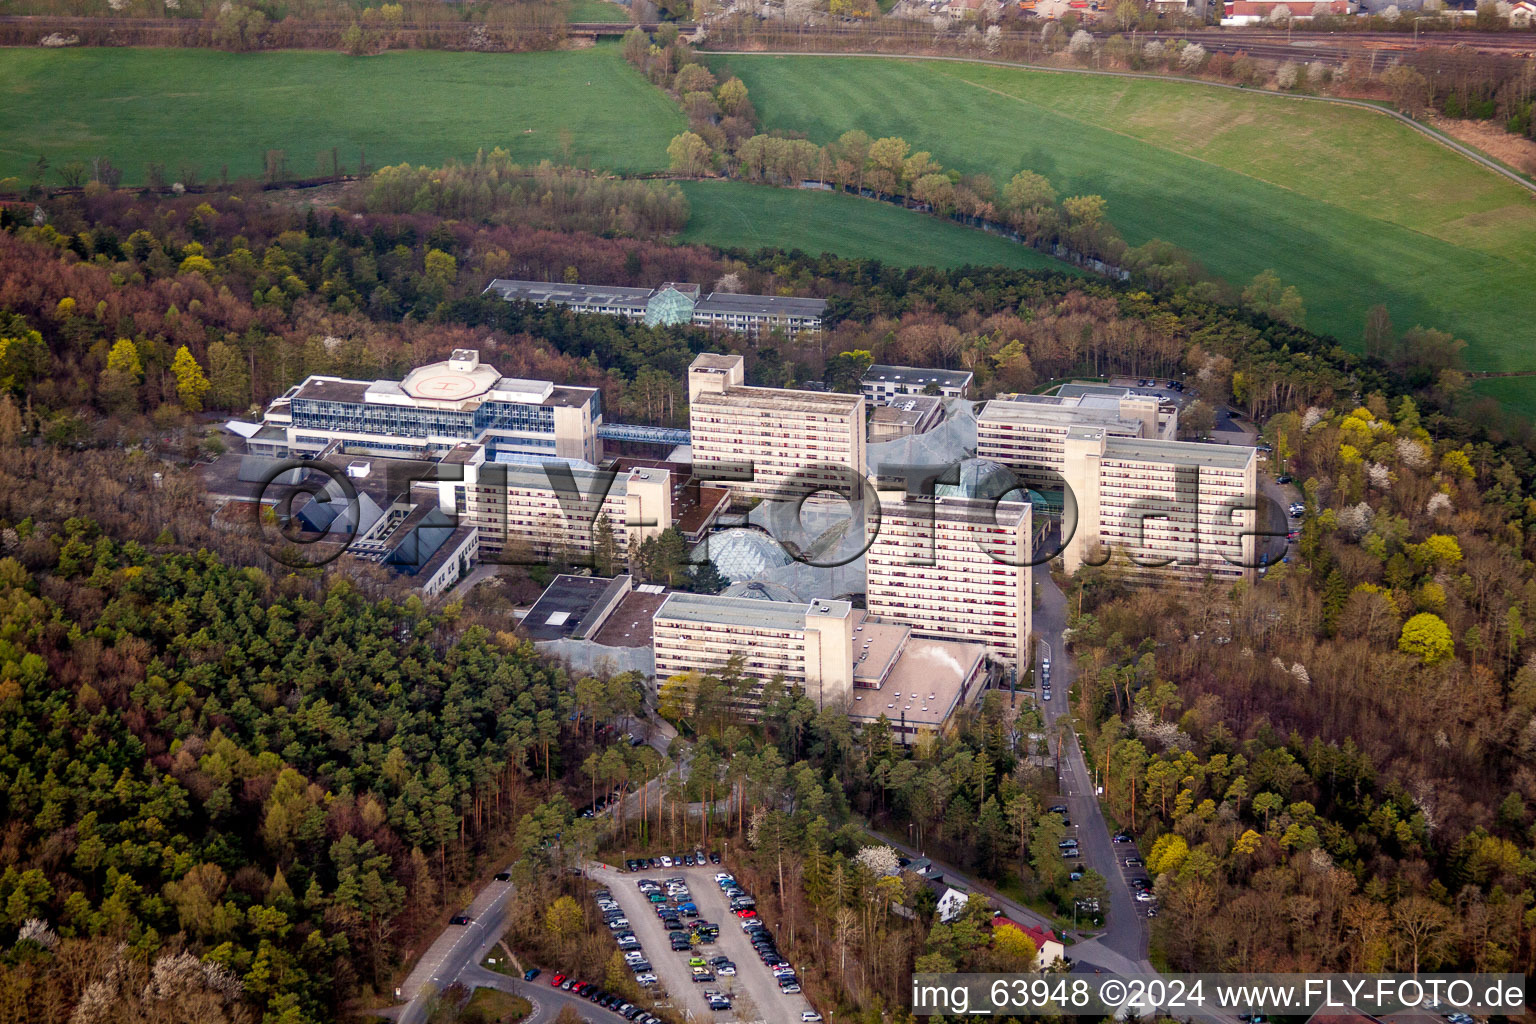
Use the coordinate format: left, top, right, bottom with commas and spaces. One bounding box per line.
735, 908, 757, 919
551, 973, 566, 987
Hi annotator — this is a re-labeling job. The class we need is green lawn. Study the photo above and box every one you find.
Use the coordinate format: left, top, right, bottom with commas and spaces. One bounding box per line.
463, 987, 532, 1022
708, 55, 1536, 372
1471, 376, 1536, 421
564, 0, 633, 20
677, 179, 1078, 271
0, 46, 682, 184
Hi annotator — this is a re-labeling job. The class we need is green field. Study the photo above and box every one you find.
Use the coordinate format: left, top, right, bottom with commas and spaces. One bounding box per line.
564, 0, 632, 21
710, 55, 1536, 372
8, 47, 1536, 377
0, 46, 681, 183
678, 180, 1076, 271
1471, 376, 1536, 421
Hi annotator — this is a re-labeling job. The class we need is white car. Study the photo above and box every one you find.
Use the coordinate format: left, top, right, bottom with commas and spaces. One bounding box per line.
802, 1014, 823, 1023
716, 964, 736, 975
635, 973, 657, 984
659, 856, 673, 867
714, 872, 733, 883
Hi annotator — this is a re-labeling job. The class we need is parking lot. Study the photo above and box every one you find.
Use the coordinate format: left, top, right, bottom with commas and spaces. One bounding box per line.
586, 864, 715, 1021
590, 859, 818, 1024
687, 864, 815, 1022
1111, 833, 1157, 919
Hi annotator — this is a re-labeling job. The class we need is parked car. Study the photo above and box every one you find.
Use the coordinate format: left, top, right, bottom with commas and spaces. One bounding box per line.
1126, 857, 1143, 867
551, 973, 566, 987
523, 967, 540, 981
802, 1013, 824, 1022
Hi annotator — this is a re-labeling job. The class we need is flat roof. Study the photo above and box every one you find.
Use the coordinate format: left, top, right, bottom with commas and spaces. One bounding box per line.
980, 397, 1139, 432
1103, 436, 1256, 470
523, 575, 623, 641
690, 353, 743, 371
877, 494, 1030, 527
543, 385, 600, 408
654, 591, 851, 631
483, 278, 654, 307
851, 612, 910, 685
492, 462, 635, 497
872, 395, 942, 426
848, 636, 986, 729
292, 377, 372, 404
590, 589, 670, 648
1055, 384, 1134, 401
863, 364, 974, 388
697, 293, 827, 317
693, 384, 862, 413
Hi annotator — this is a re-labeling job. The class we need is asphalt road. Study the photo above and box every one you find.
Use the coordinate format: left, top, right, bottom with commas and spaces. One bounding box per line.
1034, 575, 1149, 968
459, 965, 627, 1024
394, 871, 520, 1024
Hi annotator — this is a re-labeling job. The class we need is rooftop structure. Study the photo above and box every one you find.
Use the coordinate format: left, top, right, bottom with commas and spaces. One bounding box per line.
688, 353, 867, 505
977, 388, 1177, 495
866, 488, 1033, 663
252, 349, 602, 464
431, 443, 673, 563
211, 450, 481, 597
651, 591, 989, 738
1059, 427, 1258, 583
862, 364, 974, 403
485, 278, 828, 337
869, 395, 944, 443
521, 574, 636, 642
700, 528, 795, 581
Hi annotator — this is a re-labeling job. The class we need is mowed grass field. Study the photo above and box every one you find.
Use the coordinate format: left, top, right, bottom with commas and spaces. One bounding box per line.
564, 0, 633, 20
1470, 377, 1536, 421
678, 180, 1076, 271
0, 45, 682, 183
710, 55, 1536, 373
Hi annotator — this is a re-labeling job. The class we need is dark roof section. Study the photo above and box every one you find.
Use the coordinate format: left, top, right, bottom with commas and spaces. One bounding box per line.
522, 574, 626, 641
483, 279, 653, 308
543, 385, 600, 408
291, 377, 372, 404
696, 292, 827, 317
404, 524, 476, 582
590, 589, 669, 648
863, 364, 974, 389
